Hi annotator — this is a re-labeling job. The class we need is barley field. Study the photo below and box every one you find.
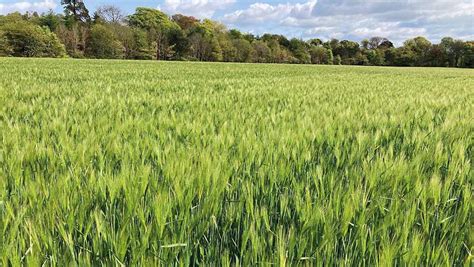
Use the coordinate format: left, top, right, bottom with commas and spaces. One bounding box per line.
0, 58, 473, 265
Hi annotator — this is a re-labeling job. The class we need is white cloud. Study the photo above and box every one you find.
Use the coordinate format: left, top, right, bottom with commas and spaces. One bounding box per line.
223, 1, 317, 24
0, 0, 56, 15
220, 0, 474, 44
159, 0, 235, 18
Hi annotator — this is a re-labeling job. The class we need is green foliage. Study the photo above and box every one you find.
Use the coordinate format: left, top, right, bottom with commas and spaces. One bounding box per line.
0, 30, 13, 56
354, 51, 369, 65
0, 12, 24, 24
0, 59, 472, 265
218, 34, 237, 62
367, 49, 385, 66
404, 37, 432, 66
309, 46, 329, 64
289, 38, 310, 64
172, 14, 199, 32
0, 20, 66, 57
42, 27, 67, 58
395, 47, 417, 66
335, 40, 360, 64
118, 27, 154, 60
128, 8, 181, 60
251, 40, 271, 63
461, 42, 474, 68
86, 24, 123, 59
38, 11, 61, 32
188, 31, 221, 61
128, 7, 178, 32
232, 38, 253, 62
229, 29, 243, 39
326, 48, 334, 65
61, 0, 90, 24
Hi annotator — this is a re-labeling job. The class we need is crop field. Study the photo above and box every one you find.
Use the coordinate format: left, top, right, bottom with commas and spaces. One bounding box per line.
0, 58, 473, 265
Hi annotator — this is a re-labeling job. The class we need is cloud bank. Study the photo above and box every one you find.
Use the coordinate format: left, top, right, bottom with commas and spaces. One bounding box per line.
221, 0, 474, 43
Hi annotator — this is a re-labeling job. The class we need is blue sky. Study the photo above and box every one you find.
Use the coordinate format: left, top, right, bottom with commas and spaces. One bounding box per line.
0, 0, 473, 44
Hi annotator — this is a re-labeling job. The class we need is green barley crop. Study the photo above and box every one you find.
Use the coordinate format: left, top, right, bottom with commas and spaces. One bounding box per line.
0, 58, 473, 266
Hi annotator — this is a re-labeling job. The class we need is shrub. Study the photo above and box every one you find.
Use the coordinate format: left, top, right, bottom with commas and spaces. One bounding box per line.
86, 24, 124, 59
0, 30, 13, 56
0, 20, 66, 57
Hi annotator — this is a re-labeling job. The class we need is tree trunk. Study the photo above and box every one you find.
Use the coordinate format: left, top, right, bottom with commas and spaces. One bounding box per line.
156, 38, 160, 60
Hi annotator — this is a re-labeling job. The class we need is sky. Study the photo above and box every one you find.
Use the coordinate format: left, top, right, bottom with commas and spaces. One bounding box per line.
0, 0, 473, 44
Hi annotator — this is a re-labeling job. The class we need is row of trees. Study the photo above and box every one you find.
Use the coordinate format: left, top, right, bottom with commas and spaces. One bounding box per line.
1, 1, 473, 68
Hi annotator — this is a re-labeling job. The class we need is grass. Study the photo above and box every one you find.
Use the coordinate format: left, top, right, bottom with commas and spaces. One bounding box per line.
0, 58, 473, 265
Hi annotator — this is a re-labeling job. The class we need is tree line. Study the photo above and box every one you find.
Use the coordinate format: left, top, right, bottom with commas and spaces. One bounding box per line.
1, 1, 473, 68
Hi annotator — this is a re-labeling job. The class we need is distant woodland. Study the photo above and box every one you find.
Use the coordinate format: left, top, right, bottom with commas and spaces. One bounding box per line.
1, 1, 473, 68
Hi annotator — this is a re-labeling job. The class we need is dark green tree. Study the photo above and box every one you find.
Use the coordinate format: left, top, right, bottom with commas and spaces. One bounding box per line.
461, 42, 474, 68
404, 36, 432, 66
289, 38, 310, 64
366, 49, 385, 66
86, 24, 123, 59
61, 0, 90, 24
0, 30, 13, 56
39, 10, 61, 32
310, 46, 329, 64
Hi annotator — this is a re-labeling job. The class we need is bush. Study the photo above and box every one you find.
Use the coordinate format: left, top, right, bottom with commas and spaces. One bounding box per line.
0, 30, 13, 56
86, 24, 124, 59
0, 20, 66, 57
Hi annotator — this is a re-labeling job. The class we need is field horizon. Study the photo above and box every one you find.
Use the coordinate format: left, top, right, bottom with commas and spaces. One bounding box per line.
5, 56, 473, 69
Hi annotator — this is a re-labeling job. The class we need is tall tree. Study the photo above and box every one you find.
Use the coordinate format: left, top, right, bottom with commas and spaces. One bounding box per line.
404, 36, 432, 66
461, 41, 474, 68
426, 44, 447, 67
334, 40, 360, 64
115, 26, 153, 59
172, 14, 199, 32
60, 0, 90, 57
38, 10, 61, 32
232, 38, 252, 62
366, 49, 385, 66
309, 38, 323, 46
219, 33, 237, 62
61, 0, 90, 23
251, 40, 271, 63
96, 5, 125, 24
86, 24, 123, 59
289, 38, 310, 64
368, 37, 388, 49
128, 8, 181, 60
440, 37, 466, 67
310, 46, 329, 64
